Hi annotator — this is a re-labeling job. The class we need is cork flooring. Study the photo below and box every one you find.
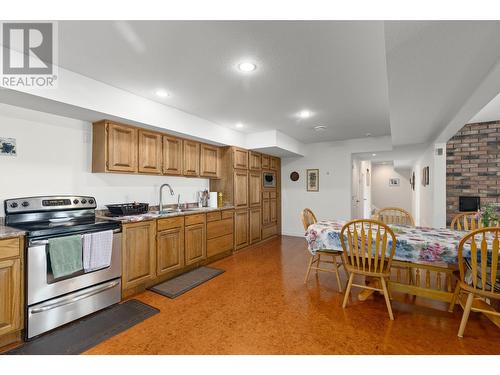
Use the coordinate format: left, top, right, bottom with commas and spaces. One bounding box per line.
84, 235, 500, 355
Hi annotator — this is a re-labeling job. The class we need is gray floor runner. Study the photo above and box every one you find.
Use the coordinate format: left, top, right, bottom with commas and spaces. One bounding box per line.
149, 266, 224, 299
6, 299, 159, 355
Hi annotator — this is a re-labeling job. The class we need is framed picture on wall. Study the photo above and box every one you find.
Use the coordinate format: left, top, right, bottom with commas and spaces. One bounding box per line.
306, 169, 319, 192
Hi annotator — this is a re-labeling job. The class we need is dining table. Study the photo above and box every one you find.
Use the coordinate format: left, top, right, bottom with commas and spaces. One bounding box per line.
304, 219, 500, 328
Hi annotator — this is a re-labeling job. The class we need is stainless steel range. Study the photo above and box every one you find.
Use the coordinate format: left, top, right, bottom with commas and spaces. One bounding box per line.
4, 195, 122, 339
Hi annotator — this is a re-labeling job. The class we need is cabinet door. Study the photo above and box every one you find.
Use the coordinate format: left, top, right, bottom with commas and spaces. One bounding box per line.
0, 258, 21, 337
249, 208, 262, 244
107, 123, 138, 172
183, 140, 200, 176
200, 144, 220, 178
261, 155, 270, 169
138, 130, 162, 174
262, 198, 270, 226
163, 135, 183, 175
122, 221, 156, 290
234, 209, 249, 249
270, 197, 277, 223
249, 171, 262, 207
249, 151, 262, 170
234, 169, 249, 208
185, 224, 206, 266
270, 157, 279, 171
157, 227, 184, 276
233, 147, 249, 169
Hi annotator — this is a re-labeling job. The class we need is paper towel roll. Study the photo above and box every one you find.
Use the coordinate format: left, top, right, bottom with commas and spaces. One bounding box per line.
209, 192, 218, 208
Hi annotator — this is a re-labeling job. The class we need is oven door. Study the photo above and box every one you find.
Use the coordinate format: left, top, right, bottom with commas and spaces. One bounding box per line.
263, 172, 276, 188
27, 230, 122, 306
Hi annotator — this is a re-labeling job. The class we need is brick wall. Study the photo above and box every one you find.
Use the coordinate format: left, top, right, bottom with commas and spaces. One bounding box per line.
446, 121, 500, 225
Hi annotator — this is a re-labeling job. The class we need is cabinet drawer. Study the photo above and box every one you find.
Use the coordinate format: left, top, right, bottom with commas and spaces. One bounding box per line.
184, 213, 206, 226
157, 217, 184, 232
270, 191, 277, 199
207, 218, 233, 240
262, 225, 277, 239
207, 211, 222, 222
262, 191, 270, 199
0, 237, 21, 259
207, 233, 233, 257
221, 210, 234, 219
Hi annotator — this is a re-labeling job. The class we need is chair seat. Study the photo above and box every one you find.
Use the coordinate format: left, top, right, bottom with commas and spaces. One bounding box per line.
345, 260, 391, 277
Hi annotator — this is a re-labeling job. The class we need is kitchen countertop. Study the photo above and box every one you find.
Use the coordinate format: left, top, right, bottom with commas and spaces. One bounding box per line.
97, 206, 235, 224
0, 218, 26, 239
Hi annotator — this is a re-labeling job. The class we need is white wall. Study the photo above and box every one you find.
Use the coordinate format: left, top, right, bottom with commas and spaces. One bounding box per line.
281, 137, 392, 237
0, 104, 209, 216
371, 164, 412, 213
410, 143, 447, 228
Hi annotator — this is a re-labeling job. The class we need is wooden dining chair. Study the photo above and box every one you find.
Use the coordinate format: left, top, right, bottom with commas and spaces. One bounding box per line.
450, 212, 482, 231
374, 207, 415, 227
448, 227, 500, 338
340, 219, 397, 320
301, 208, 344, 292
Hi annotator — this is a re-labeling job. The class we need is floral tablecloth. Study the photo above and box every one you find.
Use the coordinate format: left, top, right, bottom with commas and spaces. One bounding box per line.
304, 220, 468, 265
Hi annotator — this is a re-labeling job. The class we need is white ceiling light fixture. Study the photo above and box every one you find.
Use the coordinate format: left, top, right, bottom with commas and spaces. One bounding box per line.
237, 61, 257, 72
372, 153, 377, 156
298, 109, 312, 119
313, 125, 327, 131
155, 89, 169, 98
235, 122, 244, 129
365, 132, 372, 137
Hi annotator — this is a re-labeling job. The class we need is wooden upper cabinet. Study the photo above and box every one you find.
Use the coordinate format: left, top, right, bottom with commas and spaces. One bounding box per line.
108, 123, 138, 172
249, 151, 262, 171
162, 135, 183, 175
200, 144, 220, 178
270, 157, 279, 171
249, 171, 262, 207
138, 130, 162, 174
233, 169, 249, 208
183, 140, 200, 176
261, 154, 270, 169
233, 147, 249, 169
122, 221, 156, 291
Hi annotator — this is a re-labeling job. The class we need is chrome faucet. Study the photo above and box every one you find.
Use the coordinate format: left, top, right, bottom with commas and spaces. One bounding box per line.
177, 194, 181, 211
159, 183, 175, 212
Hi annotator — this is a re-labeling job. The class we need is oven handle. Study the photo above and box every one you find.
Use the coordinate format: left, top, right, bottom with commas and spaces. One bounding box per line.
29, 228, 121, 246
30, 279, 120, 314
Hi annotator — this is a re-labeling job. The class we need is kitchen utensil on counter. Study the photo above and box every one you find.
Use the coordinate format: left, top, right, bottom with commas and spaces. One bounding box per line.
198, 190, 209, 207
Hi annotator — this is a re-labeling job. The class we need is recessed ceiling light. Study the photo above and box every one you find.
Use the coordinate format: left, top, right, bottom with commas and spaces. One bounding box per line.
365, 133, 372, 137
155, 89, 169, 98
298, 109, 312, 119
372, 153, 377, 156
235, 122, 244, 129
314, 125, 327, 131
238, 62, 257, 72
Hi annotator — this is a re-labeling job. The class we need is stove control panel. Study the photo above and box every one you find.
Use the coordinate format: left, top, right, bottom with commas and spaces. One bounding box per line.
5, 196, 97, 213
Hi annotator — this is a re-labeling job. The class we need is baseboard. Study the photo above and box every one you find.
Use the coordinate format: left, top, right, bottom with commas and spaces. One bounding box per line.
281, 231, 305, 238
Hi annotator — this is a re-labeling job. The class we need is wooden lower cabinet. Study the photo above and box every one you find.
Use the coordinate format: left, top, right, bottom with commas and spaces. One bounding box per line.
157, 220, 185, 276
185, 222, 206, 266
0, 237, 23, 347
234, 209, 249, 249
207, 210, 234, 257
122, 221, 156, 291
249, 208, 262, 244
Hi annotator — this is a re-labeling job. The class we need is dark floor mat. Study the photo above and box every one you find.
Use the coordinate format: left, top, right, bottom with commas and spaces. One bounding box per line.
6, 299, 159, 355
149, 266, 224, 299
